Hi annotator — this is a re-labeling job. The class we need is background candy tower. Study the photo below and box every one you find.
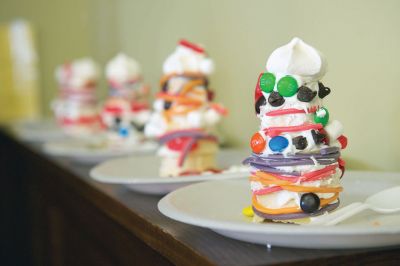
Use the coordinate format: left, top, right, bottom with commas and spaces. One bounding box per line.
101, 53, 151, 146
145, 40, 227, 177
244, 38, 347, 222
53, 58, 101, 136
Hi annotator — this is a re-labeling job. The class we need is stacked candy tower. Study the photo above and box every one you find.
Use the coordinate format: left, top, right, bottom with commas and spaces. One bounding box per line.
244, 38, 347, 223
145, 40, 227, 177
101, 53, 151, 146
53, 58, 101, 136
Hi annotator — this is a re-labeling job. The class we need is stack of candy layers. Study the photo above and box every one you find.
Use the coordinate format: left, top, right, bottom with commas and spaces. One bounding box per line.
53, 58, 101, 136
145, 39, 227, 177
101, 53, 151, 145
243, 38, 347, 222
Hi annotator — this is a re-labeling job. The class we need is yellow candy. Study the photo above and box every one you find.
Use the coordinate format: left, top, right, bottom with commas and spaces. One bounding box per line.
242, 206, 254, 217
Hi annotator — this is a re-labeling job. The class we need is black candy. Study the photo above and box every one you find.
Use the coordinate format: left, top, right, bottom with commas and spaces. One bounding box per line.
292, 136, 308, 150
311, 130, 325, 144
164, 101, 172, 110
255, 95, 266, 114
300, 193, 321, 213
318, 82, 331, 99
268, 91, 285, 107
297, 86, 317, 102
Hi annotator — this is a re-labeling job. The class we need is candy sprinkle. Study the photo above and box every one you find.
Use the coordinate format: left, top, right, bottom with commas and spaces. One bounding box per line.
242, 206, 254, 217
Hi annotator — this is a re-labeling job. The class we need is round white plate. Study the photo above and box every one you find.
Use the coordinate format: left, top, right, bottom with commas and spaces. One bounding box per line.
11, 118, 66, 142
158, 171, 400, 249
90, 149, 250, 195
44, 138, 158, 164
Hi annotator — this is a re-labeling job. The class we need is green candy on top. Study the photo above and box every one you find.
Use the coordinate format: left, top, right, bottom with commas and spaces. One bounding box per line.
259, 72, 275, 93
277, 76, 298, 97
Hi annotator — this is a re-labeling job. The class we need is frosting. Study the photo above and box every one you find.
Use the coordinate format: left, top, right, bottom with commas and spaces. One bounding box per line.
55, 58, 99, 89
106, 53, 141, 84
163, 39, 214, 75
266, 37, 327, 82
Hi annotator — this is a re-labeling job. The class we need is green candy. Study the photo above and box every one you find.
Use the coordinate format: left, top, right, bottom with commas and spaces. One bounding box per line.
277, 76, 298, 97
259, 72, 275, 93
314, 107, 329, 126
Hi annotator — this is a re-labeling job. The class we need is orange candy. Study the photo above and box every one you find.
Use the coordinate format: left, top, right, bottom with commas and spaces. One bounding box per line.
250, 132, 266, 154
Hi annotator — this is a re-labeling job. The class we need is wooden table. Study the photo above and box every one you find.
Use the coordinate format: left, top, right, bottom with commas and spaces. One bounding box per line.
1, 127, 400, 266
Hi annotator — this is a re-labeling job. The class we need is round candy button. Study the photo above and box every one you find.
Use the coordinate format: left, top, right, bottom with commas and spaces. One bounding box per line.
300, 193, 321, 213
314, 107, 330, 126
268, 136, 289, 152
250, 132, 266, 154
259, 72, 275, 93
277, 76, 298, 97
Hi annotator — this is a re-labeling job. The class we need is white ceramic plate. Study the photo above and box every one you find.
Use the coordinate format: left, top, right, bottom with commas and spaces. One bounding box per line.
90, 149, 250, 195
158, 171, 400, 249
11, 118, 66, 142
44, 138, 158, 164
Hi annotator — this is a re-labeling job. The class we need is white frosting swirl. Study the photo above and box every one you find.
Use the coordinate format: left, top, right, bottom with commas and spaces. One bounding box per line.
163, 43, 214, 75
106, 53, 141, 83
266, 37, 327, 82
55, 57, 99, 89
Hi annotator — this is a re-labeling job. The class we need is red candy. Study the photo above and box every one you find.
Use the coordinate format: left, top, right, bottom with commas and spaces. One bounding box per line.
167, 137, 198, 151
254, 73, 263, 102
337, 135, 348, 149
250, 132, 266, 154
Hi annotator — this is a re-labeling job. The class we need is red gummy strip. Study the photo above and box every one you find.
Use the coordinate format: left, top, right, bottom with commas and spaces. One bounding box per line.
266, 108, 306, 116
104, 106, 123, 114
254, 73, 263, 102
253, 186, 283, 196
158, 128, 204, 140
179, 39, 204, 53
61, 115, 100, 125
131, 102, 149, 112
337, 135, 348, 149
264, 123, 323, 137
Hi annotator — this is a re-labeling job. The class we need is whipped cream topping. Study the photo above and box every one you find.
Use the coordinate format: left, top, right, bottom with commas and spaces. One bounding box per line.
106, 53, 141, 83
55, 58, 99, 89
266, 37, 327, 82
163, 40, 214, 75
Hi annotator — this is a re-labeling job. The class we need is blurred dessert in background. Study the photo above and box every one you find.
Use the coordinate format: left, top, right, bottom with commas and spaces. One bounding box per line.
101, 53, 151, 147
53, 58, 101, 136
145, 39, 227, 177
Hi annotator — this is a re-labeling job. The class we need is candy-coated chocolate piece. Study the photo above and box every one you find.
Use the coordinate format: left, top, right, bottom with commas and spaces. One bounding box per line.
311, 130, 325, 144
255, 95, 266, 114
300, 193, 320, 213
119, 127, 129, 137
297, 86, 317, 102
318, 82, 331, 99
269, 136, 289, 152
259, 72, 275, 93
314, 107, 329, 126
268, 91, 285, 107
251, 132, 266, 154
292, 136, 308, 150
337, 135, 348, 149
164, 101, 172, 110
242, 206, 254, 217
277, 76, 298, 97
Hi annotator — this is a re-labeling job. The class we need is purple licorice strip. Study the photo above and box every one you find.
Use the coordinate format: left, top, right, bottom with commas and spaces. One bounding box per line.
265, 151, 340, 160
252, 200, 340, 221
248, 164, 302, 176
244, 155, 337, 167
178, 135, 218, 166
158, 130, 209, 144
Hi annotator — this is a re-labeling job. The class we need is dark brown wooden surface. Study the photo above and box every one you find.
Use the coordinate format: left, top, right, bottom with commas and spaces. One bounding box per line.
1, 126, 400, 266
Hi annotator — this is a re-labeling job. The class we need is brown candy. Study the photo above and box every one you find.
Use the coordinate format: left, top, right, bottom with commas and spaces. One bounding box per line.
318, 82, 331, 99
268, 91, 285, 107
297, 86, 317, 102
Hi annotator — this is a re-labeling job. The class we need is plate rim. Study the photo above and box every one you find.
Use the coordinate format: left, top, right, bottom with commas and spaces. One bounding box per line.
158, 171, 400, 236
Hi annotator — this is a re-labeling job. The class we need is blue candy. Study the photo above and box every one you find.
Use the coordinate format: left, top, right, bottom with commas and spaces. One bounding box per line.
119, 127, 129, 138
269, 136, 289, 152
